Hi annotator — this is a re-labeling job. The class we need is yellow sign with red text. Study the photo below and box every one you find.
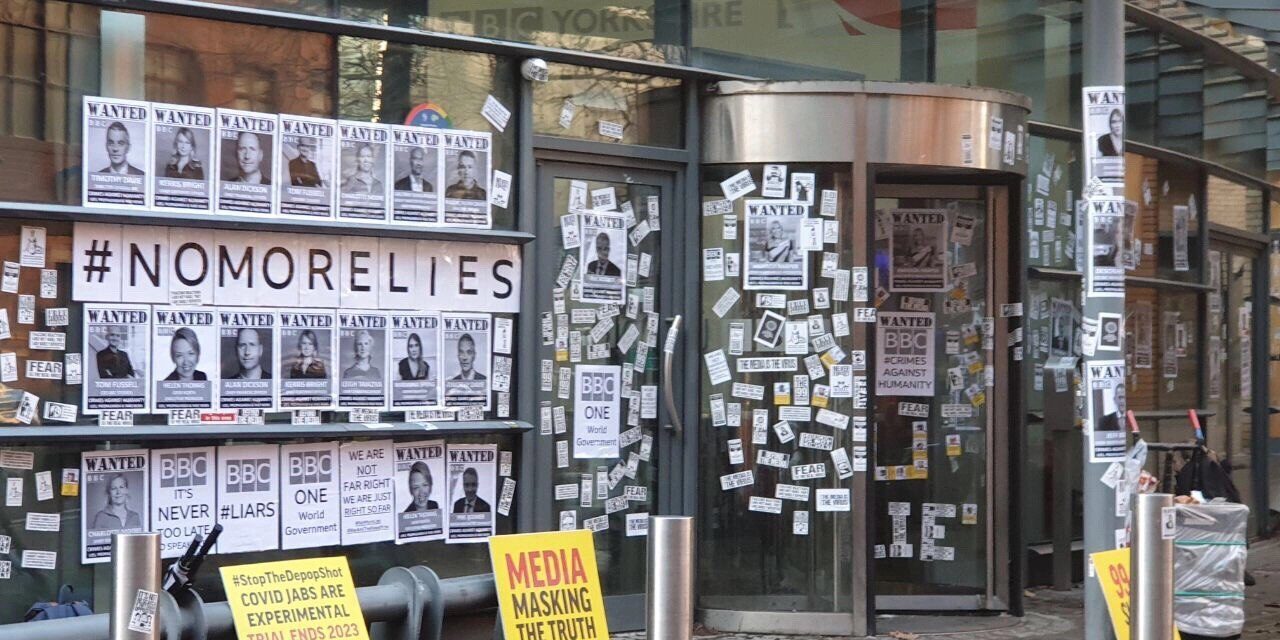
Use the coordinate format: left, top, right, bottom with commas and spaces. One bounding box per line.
490, 530, 610, 640
221, 556, 368, 640
1091, 548, 1181, 640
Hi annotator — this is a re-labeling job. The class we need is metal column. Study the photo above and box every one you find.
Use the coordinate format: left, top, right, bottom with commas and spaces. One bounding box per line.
1082, 1, 1125, 639
1130, 494, 1174, 640
110, 533, 161, 640
646, 516, 694, 640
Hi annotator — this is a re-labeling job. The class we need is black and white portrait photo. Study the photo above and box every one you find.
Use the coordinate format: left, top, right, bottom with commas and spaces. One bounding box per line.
215, 108, 277, 215
445, 443, 496, 543
391, 126, 442, 224
83, 97, 150, 209
888, 209, 948, 292
338, 313, 388, 408
278, 311, 336, 409
151, 103, 214, 212
442, 313, 491, 410
390, 314, 440, 409
338, 122, 390, 221
578, 212, 626, 304
217, 310, 275, 410
743, 199, 809, 290
152, 309, 216, 411
441, 131, 492, 228
81, 449, 149, 563
83, 305, 151, 413
394, 440, 446, 543
278, 115, 336, 218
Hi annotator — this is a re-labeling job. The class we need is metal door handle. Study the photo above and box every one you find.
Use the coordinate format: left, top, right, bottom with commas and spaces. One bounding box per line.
662, 315, 683, 436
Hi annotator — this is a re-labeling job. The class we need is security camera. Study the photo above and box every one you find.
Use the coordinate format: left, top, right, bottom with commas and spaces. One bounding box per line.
521, 58, 549, 83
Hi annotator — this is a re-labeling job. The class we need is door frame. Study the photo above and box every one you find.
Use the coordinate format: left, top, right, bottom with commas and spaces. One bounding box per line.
529, 147, 696, 630
867, 178, 1017, 612
1208, 232, 1269, 535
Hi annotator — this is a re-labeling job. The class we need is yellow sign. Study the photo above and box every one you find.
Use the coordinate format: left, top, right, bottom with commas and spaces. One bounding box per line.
221, 556, 368, 640
1091, 548, 1181, 640
490, 529, 610, 640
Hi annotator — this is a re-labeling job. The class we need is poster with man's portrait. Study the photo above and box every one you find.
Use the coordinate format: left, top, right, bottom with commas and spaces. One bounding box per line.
215, 108, 277, 215
445, 443, 497, 544
394, 440, 446, 544
441, 313, 491, 410
337, 312, 388, 408
441, 131, 492, 228
578, 212, 626, 304
390, 125, 442, 224
278, 310, 336, 409
278, 114, 337, 218
337, 121, 390, 222
1085, 360, 1126, 461
888, 209, 948, 292
217, 309, 276, 410
743, 199, 809, 290
81, 449, 149, 563
83, 96, 151, 209
83, 304, 151, 414
1084, 86, 1125, 186
1049, 297, 1074, 357
151, 308, 217, 411
390, 313, 440, 410
1085, 197, 1126, 297
151, 103, 214, 213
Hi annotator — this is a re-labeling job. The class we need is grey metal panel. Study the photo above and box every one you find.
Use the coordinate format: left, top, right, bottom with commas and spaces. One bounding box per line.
701, 81, 1031, 175
697, 609, 854, 636
0, 421, 532, 442
874, 594, 987, 610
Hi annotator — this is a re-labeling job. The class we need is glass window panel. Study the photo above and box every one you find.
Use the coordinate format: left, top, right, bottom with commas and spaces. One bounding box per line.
1124, 155, 1202, 283
1025, 136, 1081, 270
1156, 35, 1203, 158
1125, 22, 1158, 148
532, 62, 682, 148
1125, 286, 1199, 412
1203, 64, 1266, 178
1025, 278, 1080, 415
1206, 176, 1264, 234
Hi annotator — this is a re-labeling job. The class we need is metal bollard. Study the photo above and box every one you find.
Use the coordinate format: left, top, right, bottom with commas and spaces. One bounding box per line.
646, 516, 694, 640
1131, 493, 1174, 640
111, 533, 162, 640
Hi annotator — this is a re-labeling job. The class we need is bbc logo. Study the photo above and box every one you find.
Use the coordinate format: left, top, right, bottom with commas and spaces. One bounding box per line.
578, 372, 616, 402
224, 459, 272, 493
882, 328, 929, 356
288, 451, 334, 484
158, 452, 210, 488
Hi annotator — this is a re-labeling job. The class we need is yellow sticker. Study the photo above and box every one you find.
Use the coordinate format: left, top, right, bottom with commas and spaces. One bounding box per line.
1091, 548, 1183, 640
221, 556, 368, 640
491, 530, 610, 640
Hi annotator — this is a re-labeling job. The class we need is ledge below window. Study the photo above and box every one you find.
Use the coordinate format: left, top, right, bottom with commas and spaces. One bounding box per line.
0, 420, 531, 442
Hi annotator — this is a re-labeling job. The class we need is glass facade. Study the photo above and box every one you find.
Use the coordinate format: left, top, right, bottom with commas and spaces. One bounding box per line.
0, 0, 1276, 633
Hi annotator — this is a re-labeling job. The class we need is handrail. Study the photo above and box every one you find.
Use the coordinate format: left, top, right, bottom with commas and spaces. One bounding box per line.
0, 569, 498, 640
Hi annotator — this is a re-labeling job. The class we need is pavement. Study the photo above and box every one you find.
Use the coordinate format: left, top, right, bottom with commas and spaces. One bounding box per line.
617, 536, 1280, 639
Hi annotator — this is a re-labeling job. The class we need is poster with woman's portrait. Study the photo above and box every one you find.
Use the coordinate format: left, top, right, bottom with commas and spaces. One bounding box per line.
151, 308, 216, 411
888, 209, 948, 292
278, 310, 336, 409
338, 312, 388, 408
151, 103, 214, 213
394, 440, 446, 544
337, 121, 390, 222
81, 449, 149, 563
390, 313, 440, 410
743, 199, 809, 291
83, 304, 151, 414
1084, 86, 1125, 186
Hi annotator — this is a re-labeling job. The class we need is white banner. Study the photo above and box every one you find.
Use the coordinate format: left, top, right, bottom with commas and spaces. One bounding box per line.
72, 223, 521, 313
280, 442, 341, 550
573, 365, 621, 459
215, 444, 280, 554
150, 446, 217, 558
339, 440, 396, 546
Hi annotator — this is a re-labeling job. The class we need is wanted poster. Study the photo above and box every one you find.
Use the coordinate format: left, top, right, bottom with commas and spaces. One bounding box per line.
1084, 86, 1124, 187
83, 304, 151, 414
1085, 197, 1126, 297
278, 115, 337, 218
1173, 205, 1189, 271
280, 442, 340, 550
82, 449, 149, 563
337, 121, 390, 221
1134, 301, 1153, 368
337, 312, 389, 409
390, 126, 442, 224
150, 103, 214, 213
215, 108, 278, 215
151, 308, 217, 411
390, 313, 441, 409
217, 309, 276, 410
574, 365, 621, 459
1085, 360, 1126, 461
744, 200, 809, 290
339, 440, 395, 546
394, 440, 446, 544
278, 310, 337, 409
442, 313, 491, 410
889, 210, 948, 292
1050, 298, 1074, 357
441, 131, 492, 228
150, 446, 217, 559
215, 444, 280, 553
579, 212, 627, 304
445, 444, 497, 543
83, 96, 151, 209
876, 312, 935, 396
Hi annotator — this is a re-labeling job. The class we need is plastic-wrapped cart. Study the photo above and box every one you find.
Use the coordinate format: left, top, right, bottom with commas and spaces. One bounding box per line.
1173, 502, 1248, 639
